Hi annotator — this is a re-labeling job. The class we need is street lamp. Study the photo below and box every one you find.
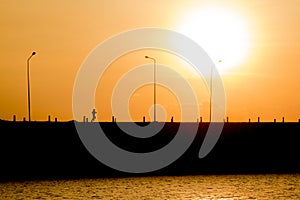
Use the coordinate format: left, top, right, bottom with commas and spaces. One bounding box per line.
145, 56, 157, 122
209, 60, 222, 122
27, 51, 36, 122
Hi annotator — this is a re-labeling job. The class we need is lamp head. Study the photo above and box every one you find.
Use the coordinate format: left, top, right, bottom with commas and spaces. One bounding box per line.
32, 52, 36, 56
145, 56, 148, 58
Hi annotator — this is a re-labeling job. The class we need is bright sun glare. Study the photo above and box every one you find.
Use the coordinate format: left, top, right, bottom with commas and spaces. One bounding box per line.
179, 8, 250, 72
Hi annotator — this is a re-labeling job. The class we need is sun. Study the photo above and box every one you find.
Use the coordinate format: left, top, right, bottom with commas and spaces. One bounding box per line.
178, 8, 251, 72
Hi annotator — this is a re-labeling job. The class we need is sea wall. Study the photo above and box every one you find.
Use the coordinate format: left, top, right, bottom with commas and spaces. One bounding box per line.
0, 121, 299, 181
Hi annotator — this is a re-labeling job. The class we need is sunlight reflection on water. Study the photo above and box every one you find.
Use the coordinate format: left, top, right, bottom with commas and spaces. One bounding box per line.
0, 174, 299, 199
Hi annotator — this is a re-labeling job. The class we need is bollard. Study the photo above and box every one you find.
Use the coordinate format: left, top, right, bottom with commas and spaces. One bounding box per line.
86, 118, 88, 122
143, 116, 145, 123
23, 117, 26, 122
112, 116, 114, 123
282, 117, 284, 123
55, 117, 57, 122
48, 115, 51, 122
171, 116, 174, 123
249, 118, 251, 123
258, 117, 260, 123
274, 119, 276, 123
83, 116, 86, 123
200, 117, 202, 123
13, 115, 16, 122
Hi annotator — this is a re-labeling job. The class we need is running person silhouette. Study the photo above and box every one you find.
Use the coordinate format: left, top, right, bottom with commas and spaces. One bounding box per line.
91, 108, 97, 122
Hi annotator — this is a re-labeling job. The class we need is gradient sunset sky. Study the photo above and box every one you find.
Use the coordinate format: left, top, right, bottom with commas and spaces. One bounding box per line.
1, 0, 300, 122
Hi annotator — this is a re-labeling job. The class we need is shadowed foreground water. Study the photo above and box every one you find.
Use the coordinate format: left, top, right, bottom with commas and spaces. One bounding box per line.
0, 174, 299, 199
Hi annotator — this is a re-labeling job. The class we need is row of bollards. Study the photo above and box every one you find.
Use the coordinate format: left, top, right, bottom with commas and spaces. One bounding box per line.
215, 116, 294, 123
10, 115, 300, 123
82, 115, 175, 123
81, 116, 297, 123
12, 115, 58, 122
48, 115, 58, 122
79, 115, 300, 123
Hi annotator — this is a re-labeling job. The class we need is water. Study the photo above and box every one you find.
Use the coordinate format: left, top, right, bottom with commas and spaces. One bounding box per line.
0, 174, 299, 199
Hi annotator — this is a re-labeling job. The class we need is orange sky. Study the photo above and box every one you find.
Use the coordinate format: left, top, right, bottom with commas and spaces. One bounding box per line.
0, 0, 300, 122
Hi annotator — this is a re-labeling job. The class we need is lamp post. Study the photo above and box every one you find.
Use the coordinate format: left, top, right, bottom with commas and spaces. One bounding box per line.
145, 56, 157, 122
27, 51, 36, 122
209, 60, 222, 122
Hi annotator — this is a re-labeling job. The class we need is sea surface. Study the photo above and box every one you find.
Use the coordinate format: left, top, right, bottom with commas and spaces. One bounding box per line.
0, 174, 299, 200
